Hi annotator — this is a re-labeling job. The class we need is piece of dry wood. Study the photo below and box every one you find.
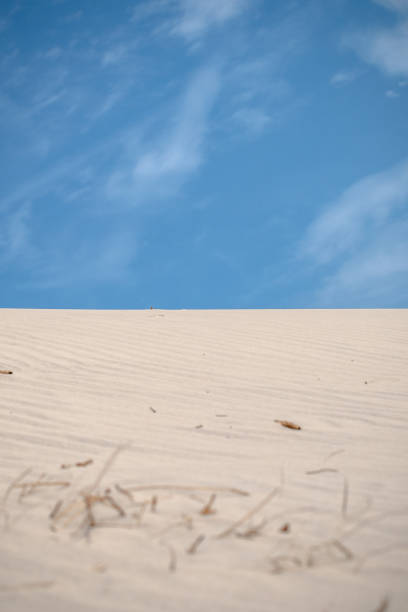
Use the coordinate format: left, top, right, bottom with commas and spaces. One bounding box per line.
0, 370, 13, 375
274, 420, 301, 430
61, 459, 93, 469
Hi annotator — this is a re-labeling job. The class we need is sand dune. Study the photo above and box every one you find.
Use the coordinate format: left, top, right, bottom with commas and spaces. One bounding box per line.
1, 309, 407, 611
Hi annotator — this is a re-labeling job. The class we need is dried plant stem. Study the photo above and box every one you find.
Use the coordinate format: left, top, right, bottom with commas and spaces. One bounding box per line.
87, 445, 126, 494
216, 487, 281, 539
115, 484, 134, 502
373, 596, 390, 612
342, 477, 349, 519
0, 581, 54, 592
200, 494, 216, 515
306, 468, 339, 475
2, 468, 32, 528
127, 485, 249, 496
160, 541, 177, 572
14, 481, 70, 489
186, 534, 205, 554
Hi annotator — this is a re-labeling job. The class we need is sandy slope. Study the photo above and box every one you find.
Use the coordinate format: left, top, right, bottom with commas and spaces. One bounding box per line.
0, 308, 407, 612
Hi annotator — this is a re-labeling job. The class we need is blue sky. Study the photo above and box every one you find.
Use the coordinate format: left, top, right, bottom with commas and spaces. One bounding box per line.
1, 0, 407, 309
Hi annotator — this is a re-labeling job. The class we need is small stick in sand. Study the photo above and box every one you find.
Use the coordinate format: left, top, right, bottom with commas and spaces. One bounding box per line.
279, 522, 290, 533
76, 459, 93, 468
274, 420, 301, 430
149, 406, 157, 413
0, 370, 13, 375
61, 459, 93, 470
199, 494, 216, 515
186, 534, 205, 554
216, 486, 281, 539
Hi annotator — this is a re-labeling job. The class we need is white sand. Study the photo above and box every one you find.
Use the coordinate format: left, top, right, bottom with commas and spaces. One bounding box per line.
0, 308, 407, 611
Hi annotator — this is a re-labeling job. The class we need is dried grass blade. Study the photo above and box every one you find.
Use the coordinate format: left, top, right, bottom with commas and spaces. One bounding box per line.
216, 486, 281, 539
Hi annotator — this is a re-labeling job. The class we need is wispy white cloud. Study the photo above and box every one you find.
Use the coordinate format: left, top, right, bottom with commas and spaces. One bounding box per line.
300, 159, 408, 305
373, 0, 408, 12
300, 158, 408, 264
135, 65, 219, 177
131, 0, 249, 43
28, 228, 138, 288
232, 107, 270, 135
43, 47, 62, 60
344, 2, 408, 76
316, 220, 408, 306
330, 70, 359, 86
0, 202, 34, 268
385, 88, 399, 97
106, 64, 220, 203
102, 45, 127, 66
171, 0, 249, 41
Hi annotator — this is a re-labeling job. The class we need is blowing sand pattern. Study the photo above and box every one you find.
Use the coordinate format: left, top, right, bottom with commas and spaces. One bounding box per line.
1, 309, 408, 611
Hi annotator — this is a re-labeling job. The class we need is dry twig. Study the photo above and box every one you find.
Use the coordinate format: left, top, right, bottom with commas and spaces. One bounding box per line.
274, 420, 301, 430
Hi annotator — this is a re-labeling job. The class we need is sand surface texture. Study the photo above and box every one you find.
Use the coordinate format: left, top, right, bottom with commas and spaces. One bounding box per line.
1, 309, 407, 611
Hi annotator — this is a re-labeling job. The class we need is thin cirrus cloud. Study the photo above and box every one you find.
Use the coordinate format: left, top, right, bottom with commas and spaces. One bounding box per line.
373, 0, 408, 11
330, 70, 359, 86
171, 0, 249, 41
315, 220, 408, 306
132, 0, 250, 42
300, 158, 408, 305
344, 0, 408, 76
106, 64, 220, 204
